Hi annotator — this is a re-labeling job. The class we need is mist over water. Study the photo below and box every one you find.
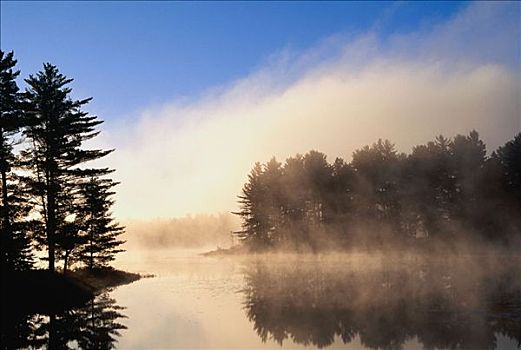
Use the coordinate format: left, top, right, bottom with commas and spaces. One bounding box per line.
105, 248, 521, 350
4, 244, 519, 349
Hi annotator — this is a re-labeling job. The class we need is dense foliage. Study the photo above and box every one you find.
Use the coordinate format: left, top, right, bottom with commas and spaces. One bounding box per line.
0, 50, 124, 272
235, 131, 521, 251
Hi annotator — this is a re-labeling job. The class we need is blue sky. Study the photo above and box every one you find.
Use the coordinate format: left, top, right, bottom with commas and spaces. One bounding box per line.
1, 1, 465, 121
2, 1, 519, 218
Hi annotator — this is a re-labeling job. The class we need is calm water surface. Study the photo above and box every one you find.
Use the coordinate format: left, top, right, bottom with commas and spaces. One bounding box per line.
107, 249, 521, 350
4, 249, 520, 349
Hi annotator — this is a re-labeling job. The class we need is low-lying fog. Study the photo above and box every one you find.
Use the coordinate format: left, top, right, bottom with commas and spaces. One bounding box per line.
8, 216, 519, 349
122, 213, 240, 251
106, 242, 521, 350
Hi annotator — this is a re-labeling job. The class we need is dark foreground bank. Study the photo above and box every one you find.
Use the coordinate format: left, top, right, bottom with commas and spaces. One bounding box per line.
1, 269, 141, 316
0, 269, 142, 349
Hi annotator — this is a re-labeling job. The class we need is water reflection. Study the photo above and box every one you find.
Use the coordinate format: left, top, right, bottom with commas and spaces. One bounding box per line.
1, 291, 126, 350
5, 253, 519, 349
241, 256, 521, 349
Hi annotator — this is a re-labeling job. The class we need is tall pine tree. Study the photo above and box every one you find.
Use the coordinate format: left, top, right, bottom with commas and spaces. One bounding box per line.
0, 50, 33, 271
22, 63, 113, 272
234, 163, 271, 249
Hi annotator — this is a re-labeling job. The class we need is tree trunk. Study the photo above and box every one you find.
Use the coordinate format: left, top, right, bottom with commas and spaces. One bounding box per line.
48, 313, 56, 349
0, 129, 10, 272
63, 250, 69, 273
1, 162, 12, 271
89, 229, 93, 270
47, 179, 56, 272
89, 209, 94, 270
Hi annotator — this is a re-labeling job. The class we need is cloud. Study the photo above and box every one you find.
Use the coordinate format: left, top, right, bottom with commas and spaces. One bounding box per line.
96, 2, 521, 219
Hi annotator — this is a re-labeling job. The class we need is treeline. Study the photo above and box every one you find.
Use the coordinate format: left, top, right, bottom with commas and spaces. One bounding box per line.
0, 50, 124, 273
235, 131, 521, 251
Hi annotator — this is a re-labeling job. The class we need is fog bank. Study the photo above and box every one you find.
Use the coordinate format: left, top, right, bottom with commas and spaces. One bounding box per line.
122, 213, 240, 250
96, 2, 520, 219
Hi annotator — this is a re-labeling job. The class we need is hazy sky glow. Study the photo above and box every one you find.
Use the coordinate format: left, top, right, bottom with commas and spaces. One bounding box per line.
2, 1, 520, 219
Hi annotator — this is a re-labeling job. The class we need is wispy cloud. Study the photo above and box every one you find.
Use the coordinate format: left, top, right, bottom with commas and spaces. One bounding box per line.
96, 2, 520, 219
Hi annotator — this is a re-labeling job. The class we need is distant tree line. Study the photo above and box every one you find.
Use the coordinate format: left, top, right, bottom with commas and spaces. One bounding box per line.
235, 131, 521, 251
126, 213, 240, 249
0, 50, 124, 273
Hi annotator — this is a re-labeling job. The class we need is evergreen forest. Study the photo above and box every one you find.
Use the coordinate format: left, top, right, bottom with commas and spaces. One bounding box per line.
235, 131, 521, 251
0, 50, 124, 275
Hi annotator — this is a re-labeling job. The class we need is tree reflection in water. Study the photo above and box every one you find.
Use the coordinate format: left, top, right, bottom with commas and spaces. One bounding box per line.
1, 291, 126, 350
241, 255, 521, 349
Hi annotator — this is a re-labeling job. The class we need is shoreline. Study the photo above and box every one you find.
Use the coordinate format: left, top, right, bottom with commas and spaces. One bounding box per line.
1, 268, 144, 316
202, 244, 521, 260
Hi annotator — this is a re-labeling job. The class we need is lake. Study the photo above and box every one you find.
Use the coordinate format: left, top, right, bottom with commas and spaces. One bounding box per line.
5, 249, 521, 349
112, 249, 520, 350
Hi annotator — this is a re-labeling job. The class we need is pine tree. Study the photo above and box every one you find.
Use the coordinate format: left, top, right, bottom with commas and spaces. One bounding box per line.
0, 50, 33, 271
493, 133, 521, 242
22, 63, 113, 272
4, 172, 35, 271
234, 163, 271, 248
76, 177, 125, 270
